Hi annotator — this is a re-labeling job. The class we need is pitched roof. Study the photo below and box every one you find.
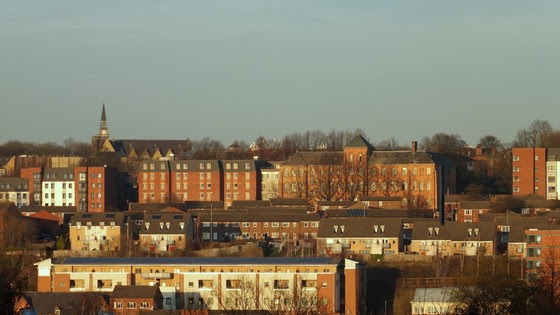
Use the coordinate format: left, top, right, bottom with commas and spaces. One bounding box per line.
324, 209, 413, 218
282, 151, 344, 166
139, 213, 190, 235
111, 285, 161, 299
128, 203, 187, 212
29, 210, 60, 222
412, 221, 496, 241
459, 201, 491, 209
318, 218, 402, 238
369, 150, 436, 165
230, 200, 272, 208
23, 292, 109, 314
345, 134, 374, 149
198, 212, 321, 223
0, 177, 28, 191
19, 205, 78, 213
359, 196, 402, 202
70, 212, 126, 225
269, 198, 310, 207
494, 217, 560, 242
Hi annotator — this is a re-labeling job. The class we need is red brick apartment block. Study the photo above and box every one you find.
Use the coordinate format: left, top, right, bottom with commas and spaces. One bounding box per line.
512, 148, 547, 197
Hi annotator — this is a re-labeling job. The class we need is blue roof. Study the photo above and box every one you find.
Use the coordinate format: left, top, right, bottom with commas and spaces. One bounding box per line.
58, 257, 339, 266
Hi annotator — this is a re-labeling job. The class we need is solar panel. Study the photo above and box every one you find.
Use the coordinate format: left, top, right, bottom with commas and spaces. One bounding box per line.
346, 209, 365, 217
60, 257, 336, 266
173, 215, 183, 219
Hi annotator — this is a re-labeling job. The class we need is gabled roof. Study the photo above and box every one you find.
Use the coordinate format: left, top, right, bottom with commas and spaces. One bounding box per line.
494, 217, 560, 242
139, 213, 190, 235
345, 134, 374, 149
198, 212, 321, 223
359, 196, 402, 202
230, 200, 272, 208
70, 212, 126, 225
112, 285, 161, 299
19, 205, 78, 213
22, 292, 109, 314
318, 218, 402, 238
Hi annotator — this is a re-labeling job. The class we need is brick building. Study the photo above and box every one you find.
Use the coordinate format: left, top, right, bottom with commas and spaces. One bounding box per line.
512, 148, 547, 196
279, 136, 456, 209
35, 257, 365, 314
111, 285, 163, 314
69, 212, 128, 252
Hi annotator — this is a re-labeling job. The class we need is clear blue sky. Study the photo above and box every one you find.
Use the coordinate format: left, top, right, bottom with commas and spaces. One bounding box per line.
1, 1, 559, 146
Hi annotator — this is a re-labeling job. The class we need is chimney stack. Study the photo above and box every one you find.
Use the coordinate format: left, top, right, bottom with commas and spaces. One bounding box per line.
411, 141, 417, 153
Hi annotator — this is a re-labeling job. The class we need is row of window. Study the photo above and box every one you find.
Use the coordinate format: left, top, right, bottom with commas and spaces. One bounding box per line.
113, 301, 151, 309
44, 183, 74, 189
0, 193, 28, 200
44, 193, 73, 199
0, 183, 28, 190
202, 221, 318, 228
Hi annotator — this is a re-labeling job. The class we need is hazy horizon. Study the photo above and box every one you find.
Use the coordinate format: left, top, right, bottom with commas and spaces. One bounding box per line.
1, 1, 559, 146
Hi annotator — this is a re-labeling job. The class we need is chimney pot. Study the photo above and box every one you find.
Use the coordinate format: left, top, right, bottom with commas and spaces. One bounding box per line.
411, 141, 418, 153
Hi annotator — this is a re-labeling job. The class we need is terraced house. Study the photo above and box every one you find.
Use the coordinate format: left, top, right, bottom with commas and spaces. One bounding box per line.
35, 257, 366, 314
279, 135, 455, 209
69, 212, 128, 252
411, 221, 496, 256
0, 177, 29, 207
317, 218, 403, 256
139, 212, 193, 253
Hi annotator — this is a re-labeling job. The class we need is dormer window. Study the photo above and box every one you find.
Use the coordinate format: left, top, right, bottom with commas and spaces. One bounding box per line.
159, 223, 164, 230
180, 222, 185, 231
435, 228, 439, 236
145, 222, 150, 230
333, 225, 338, 233
374, 225, 378, 233
380, 225, 385, 233
474, 228, 479, 236
166, 222, 171, 230
428, 228, 433, 237
340, 225, 345, 233
468, 228, 473, 237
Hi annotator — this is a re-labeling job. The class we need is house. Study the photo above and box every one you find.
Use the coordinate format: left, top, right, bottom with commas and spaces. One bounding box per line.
111, 285, 163, 314
410, 287, 462, 315
138, 213, 193, 253
457, 200, 491, 222
0, 177, 30, 207
317, 218, 403, 255
69, 212, 128, 252
410, 221, 496, 256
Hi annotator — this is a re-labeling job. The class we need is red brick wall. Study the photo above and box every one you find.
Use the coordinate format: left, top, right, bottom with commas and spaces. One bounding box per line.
512, 148, 547, 196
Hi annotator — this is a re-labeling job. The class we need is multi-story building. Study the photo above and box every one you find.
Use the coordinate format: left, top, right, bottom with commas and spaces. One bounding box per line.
35, 257, 365, 314
0, 177, 30, 207
279, 136, 456, 209
169, 160, 223, 203
41, 168, 76, 207
138, 161, 171, 203
317, 218, 403, 256
20, 167, 42, 205
546, 148, 560, 200
261, 162, 281, 200
525, 227, 560, 281
410, 221, 496, 256
196, 212, 320, 246
512, 148, 548, 196
138, 213, 193, 253
69, 212, 128, 252
222, 160, 259, 207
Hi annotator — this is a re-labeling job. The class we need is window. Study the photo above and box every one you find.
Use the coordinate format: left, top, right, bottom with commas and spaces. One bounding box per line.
549, 176, 556, 183
274, 280, 289, 289
198, 279, 213, 289
513, 155, 520, 161
513, 176, 520, 182
272, 222, 279, 227
114, 302, 123, 309
226, 279, 241, 289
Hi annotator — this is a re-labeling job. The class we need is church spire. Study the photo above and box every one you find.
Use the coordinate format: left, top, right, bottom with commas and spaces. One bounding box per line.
98, 103, 109, 138
101, 103, 107, 122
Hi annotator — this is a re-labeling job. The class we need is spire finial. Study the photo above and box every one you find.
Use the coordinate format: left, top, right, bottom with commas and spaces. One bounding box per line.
101, 103, 107, 122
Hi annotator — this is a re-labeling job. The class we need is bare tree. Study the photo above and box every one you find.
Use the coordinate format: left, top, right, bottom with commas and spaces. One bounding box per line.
514, 119, 556, 148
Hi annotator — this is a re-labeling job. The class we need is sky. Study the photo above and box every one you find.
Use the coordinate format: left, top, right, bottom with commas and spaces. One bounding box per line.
1, 1, 559, 146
